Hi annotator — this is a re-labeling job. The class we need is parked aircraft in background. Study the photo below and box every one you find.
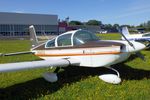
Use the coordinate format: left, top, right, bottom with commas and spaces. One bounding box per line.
0, 25, 146, 84
121, 27, 150, 47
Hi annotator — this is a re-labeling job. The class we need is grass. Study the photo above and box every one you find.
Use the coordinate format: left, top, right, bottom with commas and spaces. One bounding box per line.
96, 33, 121, 40
0, 33, 150, 100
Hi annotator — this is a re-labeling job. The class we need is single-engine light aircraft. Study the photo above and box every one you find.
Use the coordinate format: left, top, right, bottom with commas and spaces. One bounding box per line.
121, 27, 150, 48
0, 25, 146, 84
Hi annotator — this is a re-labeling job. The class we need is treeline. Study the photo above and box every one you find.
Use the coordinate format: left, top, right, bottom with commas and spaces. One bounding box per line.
138, 21, 150, 31
68, 19, 150, 32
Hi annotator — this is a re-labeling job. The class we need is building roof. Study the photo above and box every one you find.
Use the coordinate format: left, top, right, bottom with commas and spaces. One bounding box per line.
0, 12, 58, 25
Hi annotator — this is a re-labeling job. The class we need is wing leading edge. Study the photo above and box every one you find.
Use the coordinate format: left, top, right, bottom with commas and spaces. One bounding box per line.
0, 59, 80, 72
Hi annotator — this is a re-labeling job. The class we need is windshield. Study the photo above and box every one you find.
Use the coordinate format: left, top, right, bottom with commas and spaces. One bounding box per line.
73, 30, 99, 45
45, 39, 55, 48
57, 34, 72, 46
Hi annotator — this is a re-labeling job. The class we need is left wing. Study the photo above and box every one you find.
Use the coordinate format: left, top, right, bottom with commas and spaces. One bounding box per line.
0, 58, 80, 72
0, 51, 33, 56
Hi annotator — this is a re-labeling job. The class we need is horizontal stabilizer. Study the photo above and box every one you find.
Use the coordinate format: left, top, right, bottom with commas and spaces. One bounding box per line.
0, 59, 80, 72
29, 25, 39, 48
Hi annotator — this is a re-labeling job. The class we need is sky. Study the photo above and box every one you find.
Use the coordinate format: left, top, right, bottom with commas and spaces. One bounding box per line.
0, 0, 150, 25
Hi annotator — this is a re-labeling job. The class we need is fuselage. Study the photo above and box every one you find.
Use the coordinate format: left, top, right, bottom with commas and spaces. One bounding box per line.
31, 29, 145, 67
32, 41, 130, 67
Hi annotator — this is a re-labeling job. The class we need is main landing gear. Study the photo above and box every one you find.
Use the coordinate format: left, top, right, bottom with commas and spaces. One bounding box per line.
43, 67, 60, 82
42, 66, 121, 84
99, 67, 121, 84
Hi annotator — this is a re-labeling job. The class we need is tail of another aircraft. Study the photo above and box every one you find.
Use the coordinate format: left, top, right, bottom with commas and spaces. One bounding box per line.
122, 27, 130, 36
29, 25, 39, 48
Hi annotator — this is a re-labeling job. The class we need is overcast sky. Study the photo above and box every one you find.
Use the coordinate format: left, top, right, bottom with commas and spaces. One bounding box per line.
0, 0, 150, 25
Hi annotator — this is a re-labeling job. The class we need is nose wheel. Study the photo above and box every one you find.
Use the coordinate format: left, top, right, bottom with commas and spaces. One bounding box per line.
99, 67, 121, 84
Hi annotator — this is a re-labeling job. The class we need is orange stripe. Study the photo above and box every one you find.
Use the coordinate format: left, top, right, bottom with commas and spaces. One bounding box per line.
35, 51, 121, 57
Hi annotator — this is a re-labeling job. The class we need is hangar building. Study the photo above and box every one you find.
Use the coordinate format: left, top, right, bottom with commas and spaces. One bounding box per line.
0, 12, 58, 36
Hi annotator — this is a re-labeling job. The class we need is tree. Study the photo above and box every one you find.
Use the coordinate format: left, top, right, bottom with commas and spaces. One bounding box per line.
137, 20, 150, 31
146, 21, 150, 31
69, 21, 83, 25
103, 24, 112, 29
86, 20, 102, 26
113, 24, 119, 28
112, 24, 120, 32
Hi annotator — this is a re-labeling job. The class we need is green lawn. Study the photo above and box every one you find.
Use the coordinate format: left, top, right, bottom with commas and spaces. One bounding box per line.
0, 34, 150, 100
96, 33, 121, 40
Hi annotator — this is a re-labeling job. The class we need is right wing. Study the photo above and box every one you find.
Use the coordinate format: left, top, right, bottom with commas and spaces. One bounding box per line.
0, 58, 80, 72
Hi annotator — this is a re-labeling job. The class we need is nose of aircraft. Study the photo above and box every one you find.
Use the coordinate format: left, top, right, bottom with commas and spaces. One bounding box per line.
128, 41, 146, 53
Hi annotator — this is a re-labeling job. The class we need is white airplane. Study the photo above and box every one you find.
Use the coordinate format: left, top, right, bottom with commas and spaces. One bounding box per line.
121, 27, 150, 47
0, 25, 146, 84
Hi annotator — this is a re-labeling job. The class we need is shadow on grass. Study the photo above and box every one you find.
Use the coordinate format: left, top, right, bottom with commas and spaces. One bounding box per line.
113, 65, 150, 80
113, 54, 150, 80
0, 67, 102, 100
0, 64, 150, 100
125, 53, 146, 62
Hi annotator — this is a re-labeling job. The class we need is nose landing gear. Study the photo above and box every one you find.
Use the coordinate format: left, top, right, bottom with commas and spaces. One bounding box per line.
99, 67, 121, 84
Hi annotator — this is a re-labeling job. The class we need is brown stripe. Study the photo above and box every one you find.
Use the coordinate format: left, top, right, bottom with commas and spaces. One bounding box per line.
35, 51, 121, 57
33, 41, 125, 50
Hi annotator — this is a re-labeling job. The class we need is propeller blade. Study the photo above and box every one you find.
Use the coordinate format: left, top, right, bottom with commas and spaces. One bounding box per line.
146, 43, 150, 48
120, 27, 135, 49
135, 52, 145, 61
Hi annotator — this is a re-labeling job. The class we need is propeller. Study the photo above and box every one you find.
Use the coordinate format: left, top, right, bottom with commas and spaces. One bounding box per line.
146, 42, 150, 48
120, 27, 135, 49
135, 52, 146, 61
120, 27, 145, 61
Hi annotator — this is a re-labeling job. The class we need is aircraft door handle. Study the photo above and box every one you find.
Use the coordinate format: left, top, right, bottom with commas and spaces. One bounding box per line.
83, 50, 85, 54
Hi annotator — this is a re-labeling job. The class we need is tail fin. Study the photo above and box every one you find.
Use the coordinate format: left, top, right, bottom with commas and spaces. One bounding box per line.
29, 25, 39, 48
122, 27, 130, 36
